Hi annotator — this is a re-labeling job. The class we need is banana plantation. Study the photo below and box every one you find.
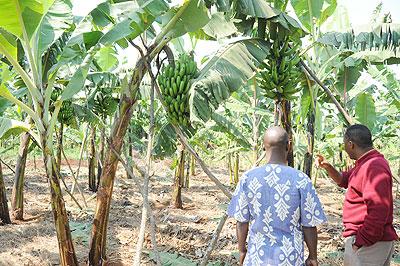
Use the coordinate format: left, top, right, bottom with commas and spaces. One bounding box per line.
0, 0, 399, 265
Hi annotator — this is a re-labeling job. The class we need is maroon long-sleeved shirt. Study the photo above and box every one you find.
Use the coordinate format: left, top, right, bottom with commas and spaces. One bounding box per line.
339, 149, 398, 247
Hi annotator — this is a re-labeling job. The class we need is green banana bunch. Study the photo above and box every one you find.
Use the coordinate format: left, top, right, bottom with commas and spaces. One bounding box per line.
58, 100, 75, 125
50, 87, 75, 125
158, 53, 198, 128
93, 87, 116, 116
258, 37, 302, 101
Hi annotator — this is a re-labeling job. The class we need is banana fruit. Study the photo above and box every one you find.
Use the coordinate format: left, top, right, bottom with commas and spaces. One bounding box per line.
258, 37, 302, 100
93, 87, 115, 117
158, 53, 198, 127
50, 87, 75, 125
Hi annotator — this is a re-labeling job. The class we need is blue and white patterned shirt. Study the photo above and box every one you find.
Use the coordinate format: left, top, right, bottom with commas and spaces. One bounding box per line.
227, 164, 327, 266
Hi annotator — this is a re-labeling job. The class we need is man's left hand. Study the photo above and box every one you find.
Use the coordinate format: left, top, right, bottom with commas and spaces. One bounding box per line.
305, 257, 318, 266
239, 251, 247, 266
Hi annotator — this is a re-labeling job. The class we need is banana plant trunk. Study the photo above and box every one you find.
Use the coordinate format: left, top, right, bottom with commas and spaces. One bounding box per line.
0, 161, 11, 225
233, 152, 239, 184
56, 123, 64, 171
11, 132, 31, 220
127, 126, 134, 179
88, 96, 136, 265
303, 110, 315, 177
88, 126, 97, 192
184, 156, 190, 188
228, 153, 233, 184
38, 119, 78, 265
190, 154, 195, 176
97, 124, 105, 189
172, 148, 184, 209
280, 100, 294, 167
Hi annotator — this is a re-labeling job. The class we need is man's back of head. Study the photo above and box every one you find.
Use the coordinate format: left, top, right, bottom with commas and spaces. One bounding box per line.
263, 126, 289, 165
263, 126, 288, 148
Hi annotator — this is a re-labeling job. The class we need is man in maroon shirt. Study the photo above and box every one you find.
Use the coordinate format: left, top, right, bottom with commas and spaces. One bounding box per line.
316, 124, 398, 266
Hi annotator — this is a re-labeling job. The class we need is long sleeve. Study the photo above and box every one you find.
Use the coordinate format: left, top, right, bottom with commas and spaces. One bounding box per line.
339, 168, 353, 188
354, 165, 392, 247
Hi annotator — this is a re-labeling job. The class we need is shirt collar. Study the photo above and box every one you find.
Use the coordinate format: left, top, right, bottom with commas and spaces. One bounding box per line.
355, 149, 378, 166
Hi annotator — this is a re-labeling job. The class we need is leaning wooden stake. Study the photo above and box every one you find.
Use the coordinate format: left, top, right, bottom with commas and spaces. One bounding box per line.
300, 60, 353, 125
60, 146, 88, 208
0, 158, 15, 174
199, 213, 228, 266
71, 126, 89, 194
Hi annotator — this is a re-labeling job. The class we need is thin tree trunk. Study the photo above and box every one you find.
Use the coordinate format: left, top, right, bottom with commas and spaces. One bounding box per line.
233, 152, 239, 184
172, 148, 184, 209
280, 99, 294, 167
11, 132, 30, 220
0, 161, 11, 225
89, 126, 97, 192
97, 124, 105, 189
56, 123, 64, 171
88, 96, 136, 265
134, 78, 157, 265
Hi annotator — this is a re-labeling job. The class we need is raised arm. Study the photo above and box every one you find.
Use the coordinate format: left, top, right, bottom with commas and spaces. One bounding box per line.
316, 155, 344, 186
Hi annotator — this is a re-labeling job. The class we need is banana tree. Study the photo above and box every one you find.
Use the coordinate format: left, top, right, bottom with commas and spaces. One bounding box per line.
0, 160, 11, 225
0, 0, 110, 264
0, 60, 32, 221
11, 132, 30, 220
190, 9, 303, 168
87, 0, 212, 263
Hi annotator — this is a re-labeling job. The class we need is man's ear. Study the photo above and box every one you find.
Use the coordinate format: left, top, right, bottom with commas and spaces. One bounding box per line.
349, 141, 355, 149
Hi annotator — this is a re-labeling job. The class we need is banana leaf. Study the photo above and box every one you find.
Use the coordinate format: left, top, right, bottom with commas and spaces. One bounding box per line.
317, 23, 400, 65
190, 38, 269, 122
355, 93, 376, 130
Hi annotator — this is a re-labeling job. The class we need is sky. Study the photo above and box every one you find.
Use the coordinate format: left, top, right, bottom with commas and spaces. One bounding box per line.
343, 0, 400, 25
194, 0, 400, 61
72, 0, 400, 70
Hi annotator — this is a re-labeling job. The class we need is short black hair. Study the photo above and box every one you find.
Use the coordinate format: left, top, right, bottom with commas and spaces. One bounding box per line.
344, 124, 373, 149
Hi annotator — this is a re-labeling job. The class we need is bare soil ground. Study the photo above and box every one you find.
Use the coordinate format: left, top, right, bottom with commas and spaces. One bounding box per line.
0, 158, 399, 266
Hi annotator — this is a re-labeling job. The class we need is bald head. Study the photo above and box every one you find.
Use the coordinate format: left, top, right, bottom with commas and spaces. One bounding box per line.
263, 126, 288, 150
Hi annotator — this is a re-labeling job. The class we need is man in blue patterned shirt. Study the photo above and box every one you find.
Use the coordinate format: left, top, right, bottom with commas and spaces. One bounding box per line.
228, 127, 326, 266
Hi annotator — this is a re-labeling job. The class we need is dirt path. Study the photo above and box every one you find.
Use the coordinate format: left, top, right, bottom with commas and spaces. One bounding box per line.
0, 159, 399, 265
